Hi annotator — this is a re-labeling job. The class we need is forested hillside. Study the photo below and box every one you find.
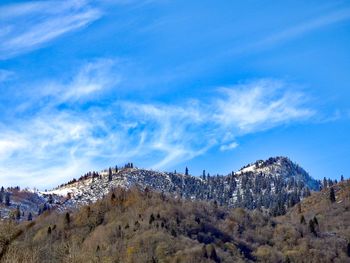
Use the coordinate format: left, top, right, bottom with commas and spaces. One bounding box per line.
0, 180, 349, 263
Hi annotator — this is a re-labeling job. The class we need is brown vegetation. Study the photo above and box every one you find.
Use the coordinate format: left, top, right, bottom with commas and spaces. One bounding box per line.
0, 180, 350, 262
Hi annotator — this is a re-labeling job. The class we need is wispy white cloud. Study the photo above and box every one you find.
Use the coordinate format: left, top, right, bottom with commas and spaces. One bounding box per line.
0, 111, 106, 187
46, 58, 119, 102
220, 142, 238, 152
214, 80, 314, 132
0, 0, 102, 59
0, 60, 315, 188
119, 79, 314, 169
10, 58, 118, 113
0, 135, 27, 160
119, 101, 214, 169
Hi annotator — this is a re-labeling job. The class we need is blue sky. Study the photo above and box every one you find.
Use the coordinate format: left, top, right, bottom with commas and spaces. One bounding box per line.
0, 0, 349, 188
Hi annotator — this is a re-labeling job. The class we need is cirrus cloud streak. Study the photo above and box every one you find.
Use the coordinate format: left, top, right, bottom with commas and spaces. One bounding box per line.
0, 0, 102, 59
0, 61, 315, 188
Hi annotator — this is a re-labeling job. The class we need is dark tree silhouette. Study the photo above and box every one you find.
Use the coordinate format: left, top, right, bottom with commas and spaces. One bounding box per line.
149, 213, 155, 225
108, 167, 113, 182
309, 219, 316, 236
330, 187, 336, 203
185, 167, 189, 176
48, 194, 53, 204
27, 212, 32, 221
5, 193, 10, 206
65, 212, 71, 225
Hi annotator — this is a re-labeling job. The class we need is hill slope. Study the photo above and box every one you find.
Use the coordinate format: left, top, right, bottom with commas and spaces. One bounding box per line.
0, 180, 349, 262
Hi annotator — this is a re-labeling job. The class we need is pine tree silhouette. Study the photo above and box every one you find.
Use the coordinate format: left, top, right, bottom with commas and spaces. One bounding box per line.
330, 187, 336, 203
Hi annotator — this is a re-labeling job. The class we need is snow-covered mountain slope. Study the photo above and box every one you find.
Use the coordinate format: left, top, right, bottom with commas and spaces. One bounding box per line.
0, 156, 322, 220
235, 156, 319, 190
44, 168, 199, 209
42, 157, 320, 211
0, 187, 47, 220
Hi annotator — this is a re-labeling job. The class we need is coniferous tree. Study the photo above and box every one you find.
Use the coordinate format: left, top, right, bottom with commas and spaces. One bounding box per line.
43, 203, 48, 212
149, 213, 155, 224
341, 175, 344, 182
65, 212, 71, 225
48, 194, 53, 204
185, 167, 189, 176
5, 193, 10, 206
27, 212, 32, 221
271, 201, 286, 216
0, 192, 3, 203
309, 219, 316, 236
330, 187, 336, 203
16, 205, 21, 220
304, 187, 311, 197
108, 167, 113, 182
300, 215, 306, 225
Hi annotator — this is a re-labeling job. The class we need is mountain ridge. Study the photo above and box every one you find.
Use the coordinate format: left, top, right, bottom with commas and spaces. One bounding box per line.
0, 156, 321, 220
